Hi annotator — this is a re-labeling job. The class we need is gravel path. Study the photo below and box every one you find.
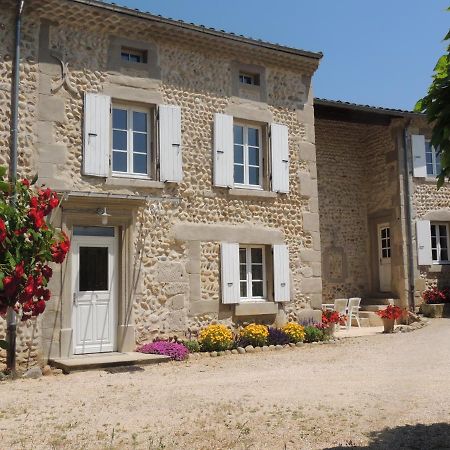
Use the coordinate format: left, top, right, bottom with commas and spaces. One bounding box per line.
1, 319, 450, 449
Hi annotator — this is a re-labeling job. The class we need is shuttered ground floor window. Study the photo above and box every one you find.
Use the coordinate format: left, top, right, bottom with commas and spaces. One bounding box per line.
220, 242, 290, 304
431, 223, 449, 263
239, 245, 266, 301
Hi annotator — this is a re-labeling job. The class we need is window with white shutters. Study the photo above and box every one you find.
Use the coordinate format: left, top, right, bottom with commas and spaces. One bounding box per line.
112, 104, 151, 177
233, 124, 263, 188
425, 141, 441, 177
239, 245, 266, 301
431, 223, 450, 263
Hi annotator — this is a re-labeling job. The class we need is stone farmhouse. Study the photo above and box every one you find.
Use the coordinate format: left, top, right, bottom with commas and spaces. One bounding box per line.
0, 0, 447, 366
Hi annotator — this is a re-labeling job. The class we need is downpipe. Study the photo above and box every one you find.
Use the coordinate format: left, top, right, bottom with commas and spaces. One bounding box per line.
402, 122, 415, 311
6, 0, 25, 375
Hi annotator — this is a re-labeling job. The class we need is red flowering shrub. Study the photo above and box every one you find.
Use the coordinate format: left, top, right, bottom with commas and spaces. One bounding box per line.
422, 287, 450, 304
0, 167, 69, 321
376, 305, 405, 320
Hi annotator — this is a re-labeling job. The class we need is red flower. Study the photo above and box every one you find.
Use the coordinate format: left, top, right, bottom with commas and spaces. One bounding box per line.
29, 196, 38, 208
376, 305, 405, 320
51, 232, 70, 263
13, 262, 25, 280
33, 300, 46, 315
21, 179, 30, 187
0, 218, 7, 242
41, 265, 53, 280
28, 207, 45, 229
4, 276, 18, 297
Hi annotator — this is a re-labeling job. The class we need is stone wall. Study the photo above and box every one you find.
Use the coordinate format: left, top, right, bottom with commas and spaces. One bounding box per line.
0, 0, 322, 366
316, 118, 403, 303
409, 117, 450, 299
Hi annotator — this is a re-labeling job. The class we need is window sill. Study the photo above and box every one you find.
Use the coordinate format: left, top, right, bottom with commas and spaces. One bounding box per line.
234, 302, 278, 316
106, 178, 165, 189
429, 263, 450, 272
228, 188, 277, 199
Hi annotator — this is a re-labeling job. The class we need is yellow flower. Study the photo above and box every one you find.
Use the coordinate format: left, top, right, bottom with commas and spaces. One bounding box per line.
282, 322, 305, 343
199, 324, 233, 352
240, 323, 269, 347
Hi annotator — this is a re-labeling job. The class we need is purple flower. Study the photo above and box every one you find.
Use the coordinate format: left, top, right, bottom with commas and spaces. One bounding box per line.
138, 340, 189, 361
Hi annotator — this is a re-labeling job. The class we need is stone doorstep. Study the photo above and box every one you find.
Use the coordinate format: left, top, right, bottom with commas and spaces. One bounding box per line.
49, 352, 170, 373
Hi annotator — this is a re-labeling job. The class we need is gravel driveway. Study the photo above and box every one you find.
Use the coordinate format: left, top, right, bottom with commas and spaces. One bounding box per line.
1, 319, 450, 449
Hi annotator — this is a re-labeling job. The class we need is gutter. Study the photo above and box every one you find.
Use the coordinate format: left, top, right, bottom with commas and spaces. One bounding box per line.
402, 122, 416, 311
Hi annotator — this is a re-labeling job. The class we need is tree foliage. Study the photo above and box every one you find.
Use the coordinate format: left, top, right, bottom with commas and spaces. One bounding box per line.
415, 10, 450, 188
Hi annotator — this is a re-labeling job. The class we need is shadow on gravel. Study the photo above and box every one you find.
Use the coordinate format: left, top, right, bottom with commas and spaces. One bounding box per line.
324, 423, 450, 449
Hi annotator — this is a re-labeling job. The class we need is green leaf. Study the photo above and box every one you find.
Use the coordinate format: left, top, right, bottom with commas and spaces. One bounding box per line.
0, 340, 7, 350
0, 167, 7, 178
30, 173, 38, 186
0, 181, 9, 194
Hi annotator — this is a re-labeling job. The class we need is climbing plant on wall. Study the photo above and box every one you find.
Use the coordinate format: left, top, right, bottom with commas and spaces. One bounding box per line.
0, 167, 69, 353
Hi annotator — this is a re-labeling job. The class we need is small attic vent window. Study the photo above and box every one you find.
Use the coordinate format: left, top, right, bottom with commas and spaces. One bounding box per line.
239, 72, 260, 86
121, 47, 147, 64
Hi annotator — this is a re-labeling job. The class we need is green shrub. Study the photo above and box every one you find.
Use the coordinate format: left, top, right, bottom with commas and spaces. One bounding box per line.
303, 325, 325, 343
182, 339, 201, 353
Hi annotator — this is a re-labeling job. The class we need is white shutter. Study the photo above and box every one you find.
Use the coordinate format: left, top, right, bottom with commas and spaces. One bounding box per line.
416, 220, 432, 265
220, 243, 240, 304
214, 113, 234, 187
273, 244, 290, 302
159, 105, 182, 182
83, 92, 110, 177
412, 134, 427, 178
271, 123, 289, 193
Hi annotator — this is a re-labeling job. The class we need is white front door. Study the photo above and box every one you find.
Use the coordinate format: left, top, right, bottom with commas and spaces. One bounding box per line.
378, 224, 392, 292
72, 226, 117, 355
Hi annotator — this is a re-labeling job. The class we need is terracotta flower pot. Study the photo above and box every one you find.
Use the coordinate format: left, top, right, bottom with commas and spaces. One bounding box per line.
382, 318, 395, 333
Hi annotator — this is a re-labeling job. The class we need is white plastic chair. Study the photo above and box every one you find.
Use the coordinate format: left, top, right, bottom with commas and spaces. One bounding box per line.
347, 297, 361, 329
333, 299, 348, 330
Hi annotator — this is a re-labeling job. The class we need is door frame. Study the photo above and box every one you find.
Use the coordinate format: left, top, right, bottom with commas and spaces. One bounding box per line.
71, 230, 119, 355
377, 222, 392, 293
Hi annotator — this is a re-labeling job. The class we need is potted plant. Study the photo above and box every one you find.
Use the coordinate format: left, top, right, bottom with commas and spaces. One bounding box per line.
376, 305, 405, 333
420, 287, 450, 318
321, 310, 345, 336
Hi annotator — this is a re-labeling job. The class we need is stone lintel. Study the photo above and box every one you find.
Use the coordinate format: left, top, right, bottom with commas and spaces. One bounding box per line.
172, 223, 284, 244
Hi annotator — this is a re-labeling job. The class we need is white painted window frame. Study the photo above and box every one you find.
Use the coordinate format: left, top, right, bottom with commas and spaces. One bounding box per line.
239, 245, 267, 302
111, 103, 152, 179
233, 122, 263, 190
121, 47, 146, 63
239, 72, 259, 86
430, 222, 450, 264
425, 140, 441, 177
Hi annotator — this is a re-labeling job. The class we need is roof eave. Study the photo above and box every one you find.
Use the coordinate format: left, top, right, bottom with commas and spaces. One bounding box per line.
69, 0, 323, 61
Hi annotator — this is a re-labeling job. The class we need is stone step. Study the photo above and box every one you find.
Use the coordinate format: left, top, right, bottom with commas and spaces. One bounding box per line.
49, 352, 170, 373
359, 311, 383, 326
361, 297, 395, 306
361, 304, 389, 312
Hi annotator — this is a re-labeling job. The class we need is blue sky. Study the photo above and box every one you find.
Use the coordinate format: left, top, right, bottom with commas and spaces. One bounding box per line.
106, 1, 448, 110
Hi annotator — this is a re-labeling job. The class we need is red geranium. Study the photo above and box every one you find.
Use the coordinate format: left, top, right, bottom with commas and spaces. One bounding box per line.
422, 287, 449, 304
322, 309, 346, 327
0, 218, 7, 242
376, 305, 405, 320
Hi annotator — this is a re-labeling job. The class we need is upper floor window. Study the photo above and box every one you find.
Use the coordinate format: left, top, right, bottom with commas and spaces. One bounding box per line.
233, 123, 262, 188
112, 105, 151, 178
121, 47, 147, 64
239, 72, 260, 86
431, 223, 449, 263
426, 140, 441, 177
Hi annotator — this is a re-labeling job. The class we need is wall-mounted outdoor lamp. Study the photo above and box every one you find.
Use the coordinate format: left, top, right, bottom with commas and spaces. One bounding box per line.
96, 207, 111, 225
